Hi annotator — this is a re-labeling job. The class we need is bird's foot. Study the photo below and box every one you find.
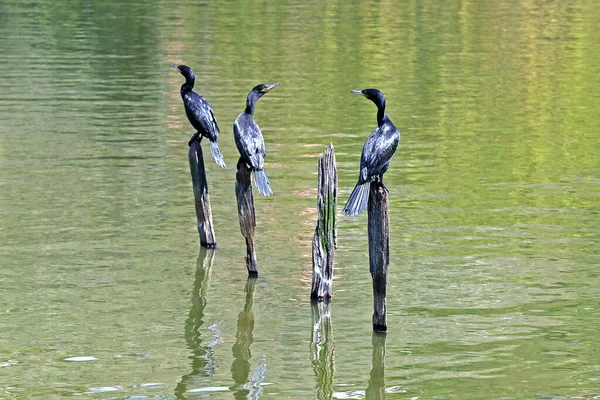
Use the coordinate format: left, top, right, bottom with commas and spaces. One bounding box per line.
188, 133, 201, 147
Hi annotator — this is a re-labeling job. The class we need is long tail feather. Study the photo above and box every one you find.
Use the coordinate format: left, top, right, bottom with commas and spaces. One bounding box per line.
209, 140, 227, 169
343, 181, 369, 216
253, 169, 273, 196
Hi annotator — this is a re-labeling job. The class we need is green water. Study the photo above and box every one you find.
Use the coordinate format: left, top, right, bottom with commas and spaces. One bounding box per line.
1, 0, 599, 399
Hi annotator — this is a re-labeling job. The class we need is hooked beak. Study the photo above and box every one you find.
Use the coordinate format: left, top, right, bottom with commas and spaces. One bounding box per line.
264, 82, 281, 93
170, 63, 181, 72
351, 90, 365, 96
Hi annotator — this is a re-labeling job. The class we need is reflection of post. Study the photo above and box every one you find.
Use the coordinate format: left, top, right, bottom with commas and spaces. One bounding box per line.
311, 144, 337, 301
368, 182, 389, 332
235, 158, 258, 275
189, 140, 217, 248
310, 301, 334, 400
366, 332, 387, 400
175, 248, 217, 399
231, 276, 261, 399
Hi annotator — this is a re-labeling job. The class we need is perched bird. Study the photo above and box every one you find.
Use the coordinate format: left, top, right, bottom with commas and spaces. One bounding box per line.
343, 88, 400, 216
171, 63, 226, 168
233, 83, 280, 196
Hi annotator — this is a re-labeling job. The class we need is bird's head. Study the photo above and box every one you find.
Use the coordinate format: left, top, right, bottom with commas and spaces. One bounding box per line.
351, 88, 386, 106
251, 82, 281, 97
170, 64, 195, 81
245, 83, 280, 114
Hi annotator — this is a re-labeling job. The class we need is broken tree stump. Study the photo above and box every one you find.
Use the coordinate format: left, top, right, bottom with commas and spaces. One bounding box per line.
368, 181, 390, 332
188, 139, 216, 248
235, 158, 258, 275
311, 143, 337, 301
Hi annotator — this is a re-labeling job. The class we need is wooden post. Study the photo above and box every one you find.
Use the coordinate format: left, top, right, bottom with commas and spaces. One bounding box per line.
188, 140, 216, 248
310, 301, 334, 399
368, 182, 389, 332
311, 144, 337, 300
235, 158, 258, 275
366, 332, 387, 400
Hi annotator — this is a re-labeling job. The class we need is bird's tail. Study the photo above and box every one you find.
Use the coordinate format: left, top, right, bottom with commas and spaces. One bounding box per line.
343, 181, 370, 216
209, 140, 227, 169
253, 168, 273, 196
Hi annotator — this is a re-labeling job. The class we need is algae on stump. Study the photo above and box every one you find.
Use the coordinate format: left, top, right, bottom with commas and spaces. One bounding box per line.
311, 144, 337, 301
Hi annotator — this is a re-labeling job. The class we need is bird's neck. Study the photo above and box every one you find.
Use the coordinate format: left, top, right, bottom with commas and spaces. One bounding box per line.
181, 77, 195, 93
376, 103, 386, 127
244, 92, 260, 116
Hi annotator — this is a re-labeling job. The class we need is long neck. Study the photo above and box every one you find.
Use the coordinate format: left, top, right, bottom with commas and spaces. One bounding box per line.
245, 91, 260, 115
181, 76, 194, 93
376, 100, 386, 127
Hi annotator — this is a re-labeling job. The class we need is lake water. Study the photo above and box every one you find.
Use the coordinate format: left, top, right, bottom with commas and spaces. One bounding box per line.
1, 0, 599, 399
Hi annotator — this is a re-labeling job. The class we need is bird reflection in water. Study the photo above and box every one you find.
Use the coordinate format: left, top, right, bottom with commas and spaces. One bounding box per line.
175, 248, 219, 399
231, 276, 266, 399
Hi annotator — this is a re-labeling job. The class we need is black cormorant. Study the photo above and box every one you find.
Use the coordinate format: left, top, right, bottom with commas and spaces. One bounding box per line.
343, 88, 400, 216
171, 63, 226, 168
233, 83, 280, 196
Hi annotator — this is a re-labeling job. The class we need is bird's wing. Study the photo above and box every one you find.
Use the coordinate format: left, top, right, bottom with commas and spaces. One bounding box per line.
359, 126, 399, 181
209, 108, 220, 135
184, 93, 219, 140
234, 118, 265, 170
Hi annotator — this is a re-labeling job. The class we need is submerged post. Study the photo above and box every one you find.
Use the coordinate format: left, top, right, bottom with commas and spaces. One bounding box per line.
235, 158, 258, 275
311, 144, 337, 301
188, 140, 216, 248
368, 182, 389, 332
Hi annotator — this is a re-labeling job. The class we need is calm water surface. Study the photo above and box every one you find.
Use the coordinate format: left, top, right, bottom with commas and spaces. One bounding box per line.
1, 0, 599, 399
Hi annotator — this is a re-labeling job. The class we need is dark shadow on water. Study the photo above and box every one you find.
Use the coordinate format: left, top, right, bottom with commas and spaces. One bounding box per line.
231, 276, 266, 399
366, 332, 387, 400
310, 300, 335, 400
175, 248, 217, 399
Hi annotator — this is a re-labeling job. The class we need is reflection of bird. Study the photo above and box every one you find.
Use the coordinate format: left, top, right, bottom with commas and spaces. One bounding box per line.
171, 64, 226, 168
343, 89, 400, 216
233, 83, 280, 196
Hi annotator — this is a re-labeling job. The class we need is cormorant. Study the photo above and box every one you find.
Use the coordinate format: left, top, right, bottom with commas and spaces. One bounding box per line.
171, 63, 226, 168
343, 88, 400, 216
233, 83, 280, 196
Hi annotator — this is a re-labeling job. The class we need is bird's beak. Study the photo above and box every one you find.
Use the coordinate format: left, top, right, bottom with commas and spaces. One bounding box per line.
351, 90, 365, 96
264, 82, 281, 93
170, 63, 180, 71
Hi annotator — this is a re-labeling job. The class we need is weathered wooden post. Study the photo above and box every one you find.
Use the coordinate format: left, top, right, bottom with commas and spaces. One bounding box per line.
310, 301, 335, 398
235, 158, 258, 275
366, 332, 387, 399
188, 140, 217, 248
311, 144, 337, 301
368, 182, 390, 332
